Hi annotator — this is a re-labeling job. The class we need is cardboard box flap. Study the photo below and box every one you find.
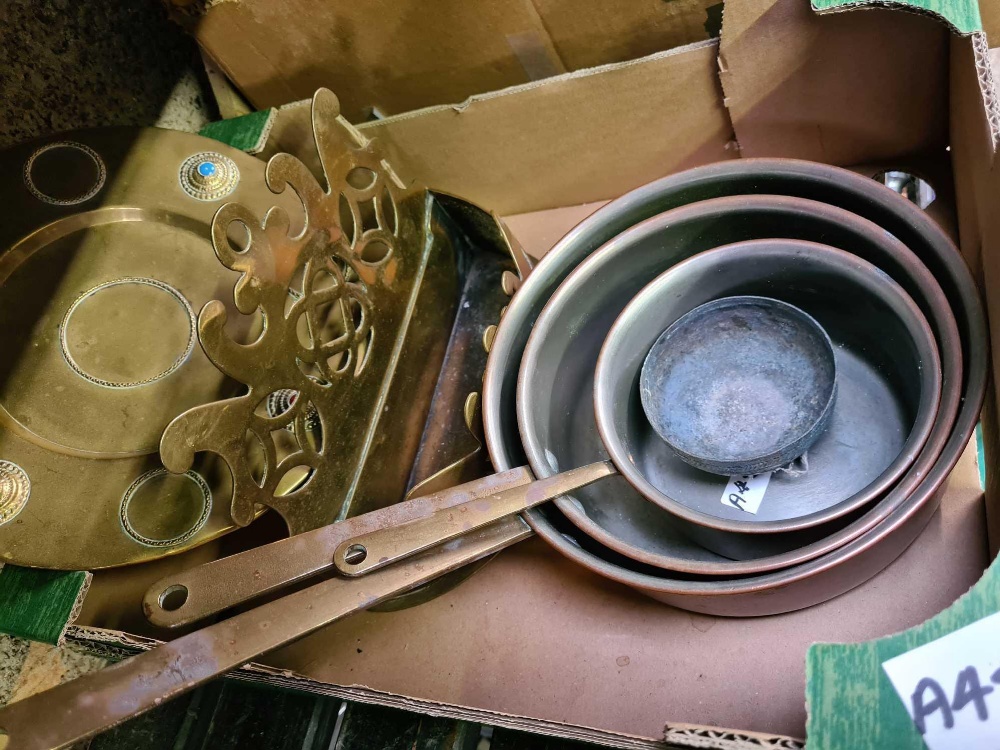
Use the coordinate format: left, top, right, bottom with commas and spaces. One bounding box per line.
813, 0, 982, 35
949, 33, 1000, 551
805, 552, 1000, 748
260, 40, 738, 216
184, 0, 720, 121
718, 0, 950, 164
718, 0, 1000, 163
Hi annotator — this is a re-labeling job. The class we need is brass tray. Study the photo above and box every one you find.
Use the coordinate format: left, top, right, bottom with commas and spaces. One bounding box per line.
0, 128, 299, 569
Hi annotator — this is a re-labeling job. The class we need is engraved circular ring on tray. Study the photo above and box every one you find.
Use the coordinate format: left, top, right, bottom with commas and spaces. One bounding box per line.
0, 127, 301, 569
120, 468, 212, 547
23, 141, 106, 206
59, 277, 197, 389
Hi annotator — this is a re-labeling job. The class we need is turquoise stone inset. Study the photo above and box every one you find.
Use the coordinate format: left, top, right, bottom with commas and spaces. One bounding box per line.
179, 151, 239, 201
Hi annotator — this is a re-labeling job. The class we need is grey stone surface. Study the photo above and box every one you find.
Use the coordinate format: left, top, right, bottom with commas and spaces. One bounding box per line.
0, 0, 216, 148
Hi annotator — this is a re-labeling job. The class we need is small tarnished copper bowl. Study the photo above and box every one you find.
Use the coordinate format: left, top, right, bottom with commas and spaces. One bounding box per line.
637, 295, 837, 477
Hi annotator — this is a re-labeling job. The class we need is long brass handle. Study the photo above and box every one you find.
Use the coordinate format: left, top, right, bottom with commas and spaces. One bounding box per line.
332, 461, 614, 576
143, 465, 538, 628
0, 518, 532, 750
0, 462, 616, 749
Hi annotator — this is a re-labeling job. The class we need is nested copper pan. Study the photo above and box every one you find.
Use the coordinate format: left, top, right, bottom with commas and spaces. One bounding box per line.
592, 239, 941, 559
483, 159, 986, 615
517, 196, 955, 571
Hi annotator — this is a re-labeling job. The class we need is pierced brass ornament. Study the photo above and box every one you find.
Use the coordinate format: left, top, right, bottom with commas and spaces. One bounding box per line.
160, 89, 453, 534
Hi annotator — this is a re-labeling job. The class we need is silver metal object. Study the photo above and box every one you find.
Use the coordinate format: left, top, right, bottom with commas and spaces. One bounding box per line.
516, 198, 955, 571
486, 159, 983, 610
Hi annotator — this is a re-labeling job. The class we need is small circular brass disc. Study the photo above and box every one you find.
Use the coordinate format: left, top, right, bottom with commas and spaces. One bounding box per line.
0, 127, 303, 569
120, 468, 212, 547
0, 461, 30, 525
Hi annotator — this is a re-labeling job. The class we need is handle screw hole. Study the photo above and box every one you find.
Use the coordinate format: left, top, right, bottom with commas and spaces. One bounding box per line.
344, 544, 367, 565
159, 584, 189, 612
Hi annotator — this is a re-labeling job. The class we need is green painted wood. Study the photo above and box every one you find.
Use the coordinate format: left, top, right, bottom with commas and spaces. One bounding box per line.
198, 109, 276, 154
811, 0, 982, 35
806, 556, 999, 748
0, 567, 89, 645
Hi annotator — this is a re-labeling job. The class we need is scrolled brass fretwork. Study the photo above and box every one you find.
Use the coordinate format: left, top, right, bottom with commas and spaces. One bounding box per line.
160, 89, 437, 534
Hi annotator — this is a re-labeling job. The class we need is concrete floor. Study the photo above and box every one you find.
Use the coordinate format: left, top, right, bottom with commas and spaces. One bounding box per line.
0, 0, 215, 148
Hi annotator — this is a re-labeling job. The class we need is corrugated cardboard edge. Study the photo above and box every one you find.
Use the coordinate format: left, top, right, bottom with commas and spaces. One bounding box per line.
972, 31, 1000, 149
949, 33, 1000, 550
65, 626, 801, 749
662, 724, 803, 749
812, 0, 981, 36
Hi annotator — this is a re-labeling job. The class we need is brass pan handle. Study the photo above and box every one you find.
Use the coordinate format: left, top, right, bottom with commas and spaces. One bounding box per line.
0, 461, 615, 750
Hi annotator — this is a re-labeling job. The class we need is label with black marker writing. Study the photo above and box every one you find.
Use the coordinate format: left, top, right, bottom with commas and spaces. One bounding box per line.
882, 610, 1000, 749
720, 472, 771, 514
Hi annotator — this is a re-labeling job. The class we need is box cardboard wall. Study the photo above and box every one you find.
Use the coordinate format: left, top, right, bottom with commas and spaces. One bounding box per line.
177, 0, 721, 122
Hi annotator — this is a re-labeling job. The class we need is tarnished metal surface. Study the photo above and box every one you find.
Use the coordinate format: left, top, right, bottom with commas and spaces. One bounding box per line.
638, 295, 837, 477
0, 88, 463, 568
143, 464, 534, 628
0, 158, 985, 747
0, 128, 301, 569
141, 176, 530, 631
486, 158, 984, 613
517, 197, 954, 573
594, 239, 939, 561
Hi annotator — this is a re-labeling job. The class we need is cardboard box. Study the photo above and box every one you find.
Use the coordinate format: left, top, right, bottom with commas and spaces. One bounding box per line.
67, 0, 1000, 746
173, 0, 720, 122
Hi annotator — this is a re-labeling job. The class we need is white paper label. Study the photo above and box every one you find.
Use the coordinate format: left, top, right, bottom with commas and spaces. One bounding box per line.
719, 472, 771, 514
882, 611, 1000, 750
